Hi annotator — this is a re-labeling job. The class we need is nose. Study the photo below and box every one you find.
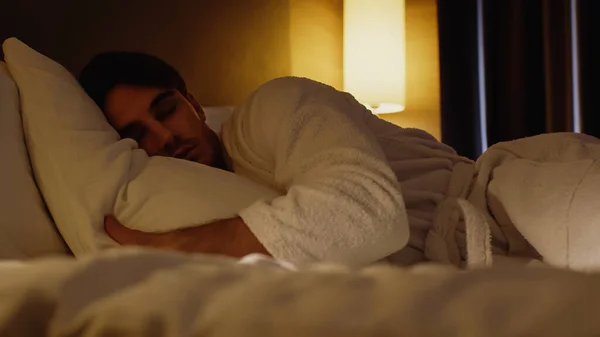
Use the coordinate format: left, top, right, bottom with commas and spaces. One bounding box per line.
148, 122, 177, 156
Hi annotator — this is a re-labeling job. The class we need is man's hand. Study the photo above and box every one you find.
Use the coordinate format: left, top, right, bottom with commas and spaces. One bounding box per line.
104, 215, 271, 258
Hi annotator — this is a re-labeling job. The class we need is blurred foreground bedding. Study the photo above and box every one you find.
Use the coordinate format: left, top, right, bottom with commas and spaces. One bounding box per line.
1, 248, 600, 337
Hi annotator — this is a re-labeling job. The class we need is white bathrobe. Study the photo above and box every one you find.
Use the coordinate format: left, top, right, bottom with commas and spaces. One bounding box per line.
222, 77, 410, 266
222, 77, 600, 271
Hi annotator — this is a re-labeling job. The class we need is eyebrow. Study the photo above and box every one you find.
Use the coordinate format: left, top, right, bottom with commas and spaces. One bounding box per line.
150, 90, 176, 111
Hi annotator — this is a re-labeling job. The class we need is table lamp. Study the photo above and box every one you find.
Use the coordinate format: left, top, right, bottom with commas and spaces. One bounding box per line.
343, 0, 406, 114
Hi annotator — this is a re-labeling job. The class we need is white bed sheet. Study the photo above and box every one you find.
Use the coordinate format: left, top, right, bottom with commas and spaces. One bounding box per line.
1, 248, 600, 336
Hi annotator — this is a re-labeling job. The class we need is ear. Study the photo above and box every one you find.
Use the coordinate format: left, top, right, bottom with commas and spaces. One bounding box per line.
186, 92, 205, 121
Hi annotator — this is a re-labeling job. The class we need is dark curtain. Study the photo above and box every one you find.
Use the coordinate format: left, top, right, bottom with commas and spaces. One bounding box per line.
437, 1, 481, 159
577, 0, 600, 137
438, 0, 582, 159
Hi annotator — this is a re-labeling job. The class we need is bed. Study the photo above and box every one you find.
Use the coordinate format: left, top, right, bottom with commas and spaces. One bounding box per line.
1, 248, 600, 336
3, 39, 600, 336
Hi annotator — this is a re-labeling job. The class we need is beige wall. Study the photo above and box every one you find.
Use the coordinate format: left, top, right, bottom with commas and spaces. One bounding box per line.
0, 0, 294, 106
289, 0, 343, 89
1, 0, 439, 136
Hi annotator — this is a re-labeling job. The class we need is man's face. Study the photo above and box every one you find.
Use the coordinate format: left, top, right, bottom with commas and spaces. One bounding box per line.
104, 85, 225, 168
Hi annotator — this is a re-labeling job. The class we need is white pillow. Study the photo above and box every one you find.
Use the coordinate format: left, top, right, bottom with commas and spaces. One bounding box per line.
0, 62, 68, 259
3, 38, 280, 256
204, 106, 234, 133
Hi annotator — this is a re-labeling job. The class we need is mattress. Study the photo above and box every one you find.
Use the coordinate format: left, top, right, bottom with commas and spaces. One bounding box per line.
1, 248, 600, 336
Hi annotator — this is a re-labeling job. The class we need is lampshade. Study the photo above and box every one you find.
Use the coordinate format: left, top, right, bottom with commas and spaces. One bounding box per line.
343, 0, 406, 114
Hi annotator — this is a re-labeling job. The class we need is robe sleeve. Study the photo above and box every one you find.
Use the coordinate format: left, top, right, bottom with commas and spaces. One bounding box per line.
221, 77, 409, 266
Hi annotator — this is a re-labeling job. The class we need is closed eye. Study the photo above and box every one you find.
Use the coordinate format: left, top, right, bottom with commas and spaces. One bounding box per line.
156, 104, 177, 121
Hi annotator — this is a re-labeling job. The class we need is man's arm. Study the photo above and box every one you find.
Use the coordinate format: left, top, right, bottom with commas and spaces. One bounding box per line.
107, 78, 409, 265
221, 78, 410, 266
104, 215, 270, 257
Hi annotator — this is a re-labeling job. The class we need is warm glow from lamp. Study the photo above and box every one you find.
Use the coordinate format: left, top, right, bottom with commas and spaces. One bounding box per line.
344, 0, 406, 114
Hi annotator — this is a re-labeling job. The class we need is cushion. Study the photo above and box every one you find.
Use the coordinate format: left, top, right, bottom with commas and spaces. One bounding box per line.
0, 61, 68, 259
3, 38, 279, 256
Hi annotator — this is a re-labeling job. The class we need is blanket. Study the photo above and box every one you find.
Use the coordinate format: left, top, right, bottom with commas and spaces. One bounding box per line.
1, 249, 600, 336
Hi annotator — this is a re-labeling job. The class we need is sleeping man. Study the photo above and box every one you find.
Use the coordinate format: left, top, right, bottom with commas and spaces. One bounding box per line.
79, 52, 600, 269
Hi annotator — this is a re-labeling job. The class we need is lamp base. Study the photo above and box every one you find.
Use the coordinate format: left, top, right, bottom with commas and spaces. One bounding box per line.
364, 103, 405, 115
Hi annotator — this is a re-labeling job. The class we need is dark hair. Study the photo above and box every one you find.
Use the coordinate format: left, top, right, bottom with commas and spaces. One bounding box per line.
78, 52, 187, 111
